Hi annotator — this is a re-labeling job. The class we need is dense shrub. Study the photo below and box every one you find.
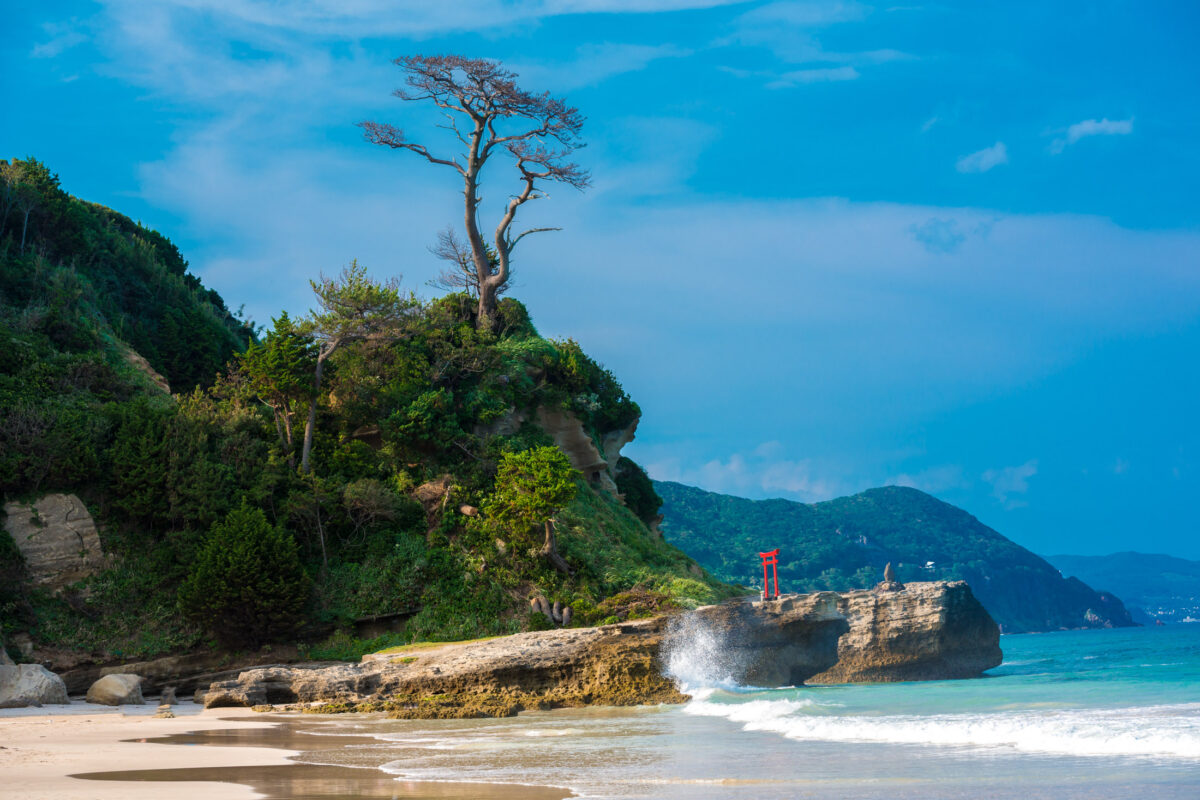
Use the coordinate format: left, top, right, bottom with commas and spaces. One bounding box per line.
178, 504, 312, 648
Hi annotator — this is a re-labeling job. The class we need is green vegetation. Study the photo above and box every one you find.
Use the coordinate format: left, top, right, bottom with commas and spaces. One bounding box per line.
178, 504, 311, 648
656, 481, 1135, 633
0, 160, 729, 663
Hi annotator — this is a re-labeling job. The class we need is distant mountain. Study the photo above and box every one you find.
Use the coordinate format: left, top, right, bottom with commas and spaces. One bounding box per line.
655, 481, 1136, 633
1044, 552, 1200, 624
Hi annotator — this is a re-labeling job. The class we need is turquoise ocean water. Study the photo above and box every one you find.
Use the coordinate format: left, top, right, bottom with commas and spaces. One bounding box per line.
307, 625, 1200, 799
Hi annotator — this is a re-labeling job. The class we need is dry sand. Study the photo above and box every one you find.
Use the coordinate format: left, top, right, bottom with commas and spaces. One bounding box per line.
0, 702, 290, 799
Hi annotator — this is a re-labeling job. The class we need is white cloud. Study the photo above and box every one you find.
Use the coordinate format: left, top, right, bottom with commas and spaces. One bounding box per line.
956, 141, 1008, 173
886, 465, 968, 494
1050, 117, 1134, 154
982, 460, 1037, 508
645, 443, 843, 502
509, 43, 692, 92
766, 66, 859, 88
737, 0, 868, 26
31, 21, 87, 58
96, 0, 753, 39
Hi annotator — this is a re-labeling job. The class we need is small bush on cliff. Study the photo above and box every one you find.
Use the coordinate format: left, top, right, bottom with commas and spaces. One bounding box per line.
178, 503, 312, 648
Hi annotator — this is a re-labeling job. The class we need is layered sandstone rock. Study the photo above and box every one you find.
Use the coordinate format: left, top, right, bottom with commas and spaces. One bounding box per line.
195, 581, 1000, 717
3, 494, 105, 592
199, 619, 682, 717
535, 406, 636, 495
808, 581, 1002, 684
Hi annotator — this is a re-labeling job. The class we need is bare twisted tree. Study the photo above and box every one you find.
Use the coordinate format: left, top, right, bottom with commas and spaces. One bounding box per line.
359, 55, 588, 330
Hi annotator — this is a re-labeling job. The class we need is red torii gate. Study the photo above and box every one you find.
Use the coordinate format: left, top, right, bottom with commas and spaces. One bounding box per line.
759, 549, 780, 601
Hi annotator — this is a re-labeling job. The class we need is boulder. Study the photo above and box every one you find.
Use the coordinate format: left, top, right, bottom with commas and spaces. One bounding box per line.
3, 494, 105, 592
0, 637, 12, 666
86, 673, 145, 706
0, 664, 70, 708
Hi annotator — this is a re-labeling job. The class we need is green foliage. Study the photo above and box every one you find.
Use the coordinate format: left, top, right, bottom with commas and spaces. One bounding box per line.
178, 504, 312, 648
484, 446, 579, 542
614, 457, 662, 525
0, 174, 731, 656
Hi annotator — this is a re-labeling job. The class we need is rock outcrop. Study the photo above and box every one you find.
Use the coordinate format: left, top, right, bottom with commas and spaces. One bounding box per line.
86, 673, 146, 705
3, 494, 106, 592
808, 581, 1001, 683
665, 581, 1000, 686
535, 406, 637, 495
195, 581, 1000, 717
199, 619, 682, 718
0, 664, 70, 708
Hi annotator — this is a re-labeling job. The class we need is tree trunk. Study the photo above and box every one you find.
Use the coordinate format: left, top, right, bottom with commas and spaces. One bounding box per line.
476, 280, 499, 332
300, 354, 327, 473
282, 404, 295, 469
20, 209, 30, 255
540, 519, 572, 575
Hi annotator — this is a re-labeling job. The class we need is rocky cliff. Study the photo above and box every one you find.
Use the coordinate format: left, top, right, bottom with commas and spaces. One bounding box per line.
195, 581, 1000, 717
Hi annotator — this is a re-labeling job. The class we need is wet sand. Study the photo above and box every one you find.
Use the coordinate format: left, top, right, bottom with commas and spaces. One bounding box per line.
0, 705, 569, 800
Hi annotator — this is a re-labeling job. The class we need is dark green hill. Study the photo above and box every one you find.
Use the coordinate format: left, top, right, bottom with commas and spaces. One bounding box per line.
1044, 552, 1200, 623
656, 481, 1135, 633
0, 158, 254, 493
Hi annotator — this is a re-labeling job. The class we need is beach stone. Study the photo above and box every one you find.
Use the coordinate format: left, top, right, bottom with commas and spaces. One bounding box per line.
86, 673, 145, 705
0, 637, 12, 666
2, 494, 106, 592
161, 686, 178, 705
0, 664, 70, 708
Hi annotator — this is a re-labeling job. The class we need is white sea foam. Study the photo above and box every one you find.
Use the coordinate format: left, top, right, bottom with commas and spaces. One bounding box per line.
684, 697, 1200, 758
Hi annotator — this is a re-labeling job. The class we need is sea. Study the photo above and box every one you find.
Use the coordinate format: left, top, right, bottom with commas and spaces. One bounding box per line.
290, 624, 1200, 799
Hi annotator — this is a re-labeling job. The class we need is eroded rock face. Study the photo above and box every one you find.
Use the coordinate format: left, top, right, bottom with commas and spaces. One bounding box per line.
195, 582, 1001, 717
535, 407, 638, 495
809, 581, 1002, 683
3, 494, 105, 592
666, 582, 1000, 687
199, 619, 683, 717
86, 673, 145, 705
0, 665, 69, 708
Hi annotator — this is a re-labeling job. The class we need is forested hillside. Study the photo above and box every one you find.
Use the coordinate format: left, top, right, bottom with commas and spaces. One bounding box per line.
0, 159, 730, 668
1045, 552, 1200, 624
656, 481, 1136, 633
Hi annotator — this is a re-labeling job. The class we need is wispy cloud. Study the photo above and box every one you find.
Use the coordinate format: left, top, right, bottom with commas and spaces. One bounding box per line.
766, 65, 859, 88
982, 460, 1037, 508
31, 21, 87, 58
509, 43, 692, 92
909, 217, 965, 253
645, 442, 844, 502
1049, 117, 1134, 154
956, 142, 1008, 173
887, 464, 968, 494
719, 0, 913, 81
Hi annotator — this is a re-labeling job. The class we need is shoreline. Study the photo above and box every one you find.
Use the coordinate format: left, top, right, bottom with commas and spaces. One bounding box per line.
0, 702, 570, 800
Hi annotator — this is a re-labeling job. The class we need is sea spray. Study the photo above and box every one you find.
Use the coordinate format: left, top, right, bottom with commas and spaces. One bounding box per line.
662, 608, 746, 692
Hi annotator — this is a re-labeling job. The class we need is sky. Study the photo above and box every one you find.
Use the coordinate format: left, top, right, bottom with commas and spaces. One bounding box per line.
3, 1, 1199, 558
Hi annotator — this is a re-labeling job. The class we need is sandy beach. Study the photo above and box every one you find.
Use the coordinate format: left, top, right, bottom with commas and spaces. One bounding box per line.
0, 701, 570, 800
0, 703, 292, 800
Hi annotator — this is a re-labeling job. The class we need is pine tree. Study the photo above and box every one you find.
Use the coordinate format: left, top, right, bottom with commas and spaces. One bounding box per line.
178, 503, 311, 648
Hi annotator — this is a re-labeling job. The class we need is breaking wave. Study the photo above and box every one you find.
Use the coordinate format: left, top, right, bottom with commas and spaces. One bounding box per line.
683, 696, 1200, 759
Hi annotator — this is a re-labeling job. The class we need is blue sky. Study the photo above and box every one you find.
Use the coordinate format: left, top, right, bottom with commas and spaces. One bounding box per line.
4, 1, 1200, 558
